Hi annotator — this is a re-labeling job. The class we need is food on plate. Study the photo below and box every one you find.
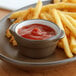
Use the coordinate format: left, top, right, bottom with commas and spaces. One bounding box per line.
42, 2, 76, 11
53, 0, 61, 3
69, 0, 76, 3
52, 9, 73, 57
18, 23, 56, 40
70, 36, 76, 54
62, 0, 67, 2
32, 0, 42, 19
65, 15, 76, 28
58, 11, 76, 37
63, 12, 76, 19
6, 0, 76, 58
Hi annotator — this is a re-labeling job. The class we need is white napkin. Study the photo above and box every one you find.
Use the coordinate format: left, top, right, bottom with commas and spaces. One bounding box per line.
0, 0, 50, 11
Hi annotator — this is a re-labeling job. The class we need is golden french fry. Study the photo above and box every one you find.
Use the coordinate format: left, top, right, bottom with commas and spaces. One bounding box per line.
69, 0, 76, 3
32, 0, 42, 19
43, 12, 55, 22
63, 11, 76, 19
40, 13, 48, 20
70, 36, 76, 54
68, 9, 76, 12
13, 17, 23, 24
52, 9, 73, 58
65, 15, 76, 28
9, 36, 17, 46
64, 26, 70, 37
58, 11, 76, 37
10, 10, 27, 19
26, 8, 34, 20
9, 36, 14, 42
62, 0, 67, 2
13, 8, 32, 23
12, 40, 17, 46
6, 29, 12, 38
70, 36, 76, 48
27, 13, 33, 20
10, 8, 31, 21
42, 2, 76, 11
19, 8, 32, 20
63, 9, 68, 12
57, 41, 63, 48
42, 2, 64, 11
53, 0, 61, 3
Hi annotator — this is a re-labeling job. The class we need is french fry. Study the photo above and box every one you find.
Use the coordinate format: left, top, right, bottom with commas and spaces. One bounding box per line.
65, 15, 76, 28
12, 40, 17, 46
69, 0, 76, 3
58, 41, 63, 48
52, 9, 73, 58
64, 26, 70, 37
9, 36, 17, 46
62, 0, 67, 2
42, 2, 76, 11
26, 8, 34, 20
42, 2, 64, 11
53, 0, 61, 3
63, 12, 76, 19
67, 9, 76, 12
58, 11, 76, 37
27, 13, 33, 20
6, 29, 12, 38
9, 36, 14, 42
13, 8, 33, 23
10, 10, 25, 19
43, 12, 55, 22
13, 17, 23, 24
10, 8, 31, 21
32, 0, 42, 19
70, 36, 76, 54
40, 13, 48, 20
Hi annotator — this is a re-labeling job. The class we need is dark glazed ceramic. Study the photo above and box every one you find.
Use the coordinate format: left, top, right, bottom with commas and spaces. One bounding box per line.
0, 1, 76, 71
9, 19, 64, 58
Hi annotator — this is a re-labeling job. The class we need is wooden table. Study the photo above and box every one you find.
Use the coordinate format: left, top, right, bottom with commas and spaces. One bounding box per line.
0, 9, 76, 76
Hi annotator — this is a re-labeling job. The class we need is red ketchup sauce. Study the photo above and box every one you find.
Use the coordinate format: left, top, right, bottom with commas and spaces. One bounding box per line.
18, 24, 56, 40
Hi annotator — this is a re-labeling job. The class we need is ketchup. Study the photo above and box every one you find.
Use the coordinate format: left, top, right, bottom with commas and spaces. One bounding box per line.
18, 24, 56, 40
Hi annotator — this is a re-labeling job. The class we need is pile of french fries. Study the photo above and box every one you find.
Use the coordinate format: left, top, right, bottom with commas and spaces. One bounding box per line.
6, 0, 76, 58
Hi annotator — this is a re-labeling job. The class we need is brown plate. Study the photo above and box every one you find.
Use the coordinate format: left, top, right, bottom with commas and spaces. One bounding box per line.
0, 1, 76, 71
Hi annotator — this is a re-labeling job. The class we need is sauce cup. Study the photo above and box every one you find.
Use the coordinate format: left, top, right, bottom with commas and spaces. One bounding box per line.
9, 19, 64, 58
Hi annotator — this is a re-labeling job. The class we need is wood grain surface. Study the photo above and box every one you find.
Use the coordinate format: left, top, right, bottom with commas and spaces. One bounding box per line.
0, 9, 76, 76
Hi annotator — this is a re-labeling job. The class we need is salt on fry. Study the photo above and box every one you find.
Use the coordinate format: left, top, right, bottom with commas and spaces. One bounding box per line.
52, 9, 73, 58
32, 0, 42, 19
